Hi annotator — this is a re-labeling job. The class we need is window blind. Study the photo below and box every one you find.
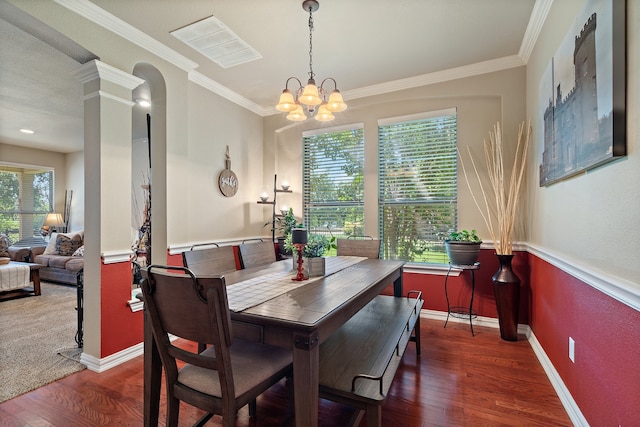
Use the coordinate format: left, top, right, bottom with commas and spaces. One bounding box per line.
303, 125, 365, 240
0, 165, 53, 242
378, 112, 457, 263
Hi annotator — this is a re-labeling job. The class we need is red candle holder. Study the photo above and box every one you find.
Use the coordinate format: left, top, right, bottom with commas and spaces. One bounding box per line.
292, 243, 308, 281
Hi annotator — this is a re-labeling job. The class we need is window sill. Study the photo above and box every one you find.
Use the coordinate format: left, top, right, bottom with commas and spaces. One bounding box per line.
403, 262, 461, 276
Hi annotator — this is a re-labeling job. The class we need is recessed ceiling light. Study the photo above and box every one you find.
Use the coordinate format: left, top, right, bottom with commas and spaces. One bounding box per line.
20, 129, 35, 134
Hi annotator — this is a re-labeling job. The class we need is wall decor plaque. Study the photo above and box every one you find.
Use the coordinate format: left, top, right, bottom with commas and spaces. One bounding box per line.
218, 146, 238, 197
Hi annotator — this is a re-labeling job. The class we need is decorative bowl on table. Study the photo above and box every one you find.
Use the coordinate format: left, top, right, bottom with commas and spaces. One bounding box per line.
0, 257, 10, 265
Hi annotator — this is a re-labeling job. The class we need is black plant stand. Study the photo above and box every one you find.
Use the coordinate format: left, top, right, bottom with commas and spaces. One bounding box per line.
444, 262, 480, 336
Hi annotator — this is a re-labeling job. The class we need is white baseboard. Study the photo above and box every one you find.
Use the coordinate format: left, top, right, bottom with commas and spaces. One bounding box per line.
81, 342, 143, 373
527, 331, 588, 427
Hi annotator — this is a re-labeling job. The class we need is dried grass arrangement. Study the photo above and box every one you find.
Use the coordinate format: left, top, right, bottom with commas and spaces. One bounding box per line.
459, 120, 531, 255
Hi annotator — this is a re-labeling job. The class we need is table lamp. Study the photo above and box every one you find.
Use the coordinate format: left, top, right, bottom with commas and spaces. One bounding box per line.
44, 212, 65, 236
291, 228, 308, 281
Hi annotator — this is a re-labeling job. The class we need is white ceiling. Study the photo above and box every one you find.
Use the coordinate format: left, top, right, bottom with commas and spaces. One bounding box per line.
0, 0, 547, 154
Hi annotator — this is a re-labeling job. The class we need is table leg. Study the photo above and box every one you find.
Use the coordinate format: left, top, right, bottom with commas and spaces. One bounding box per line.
144, 309, 162, 427
293, 332, 319, 427
31, 269, 41, 296
393, 273, 403, 297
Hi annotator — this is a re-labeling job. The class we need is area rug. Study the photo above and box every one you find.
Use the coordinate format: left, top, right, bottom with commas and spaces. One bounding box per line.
0, 281, 86, 402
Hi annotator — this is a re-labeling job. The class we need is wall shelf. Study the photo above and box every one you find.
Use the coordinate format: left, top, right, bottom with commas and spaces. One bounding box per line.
257, 174, 292, 242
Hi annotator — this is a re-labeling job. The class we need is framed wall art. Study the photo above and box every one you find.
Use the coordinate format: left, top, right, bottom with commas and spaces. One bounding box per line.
538, 0, 626, 186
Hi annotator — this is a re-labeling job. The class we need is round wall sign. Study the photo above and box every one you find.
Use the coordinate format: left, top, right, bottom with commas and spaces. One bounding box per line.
218, 146, 239, 197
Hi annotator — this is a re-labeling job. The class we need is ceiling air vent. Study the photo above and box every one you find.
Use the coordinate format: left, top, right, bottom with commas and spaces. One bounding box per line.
170, 15, 261, 69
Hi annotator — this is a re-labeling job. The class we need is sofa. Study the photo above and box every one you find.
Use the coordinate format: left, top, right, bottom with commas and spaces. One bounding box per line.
0, 234, 33, 263
31, 231, 84, 286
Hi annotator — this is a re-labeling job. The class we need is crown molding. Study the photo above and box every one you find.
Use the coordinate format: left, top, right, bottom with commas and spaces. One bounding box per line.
343, 55, 526, 102
56, 0, 550, 119
519, 0, 554, 62
53, 0, 198, 72
188, 72, 265, 116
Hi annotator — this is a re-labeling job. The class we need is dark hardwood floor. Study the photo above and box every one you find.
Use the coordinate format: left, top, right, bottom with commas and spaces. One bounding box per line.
0, 318, 572, 426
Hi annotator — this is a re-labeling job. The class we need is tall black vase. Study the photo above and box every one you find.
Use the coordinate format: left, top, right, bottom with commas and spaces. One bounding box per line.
492, 254, 520, 341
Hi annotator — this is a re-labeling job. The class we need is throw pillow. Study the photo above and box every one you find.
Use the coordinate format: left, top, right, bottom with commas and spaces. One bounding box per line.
43, 233, 59, 255
56, 234, 83, 256
0, 234, 9, 258
72, 245, 85, 257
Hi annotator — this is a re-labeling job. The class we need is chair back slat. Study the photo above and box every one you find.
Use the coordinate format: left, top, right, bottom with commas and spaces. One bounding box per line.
182, 245, 237, 276
336, 238, 381, 259
238, 241, 277, 269
143, 266, 232, 347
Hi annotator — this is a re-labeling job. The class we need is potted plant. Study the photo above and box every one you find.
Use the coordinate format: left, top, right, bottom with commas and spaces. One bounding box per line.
445, 229, 482, 265
268, 208, 302, 255
459, 120, 531, 341
303, 234, 331, 277
285, 233, 336, 277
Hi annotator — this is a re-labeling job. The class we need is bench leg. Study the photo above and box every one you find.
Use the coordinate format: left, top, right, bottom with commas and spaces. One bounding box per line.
414, 312, 421, 355
365, 404, 382, 427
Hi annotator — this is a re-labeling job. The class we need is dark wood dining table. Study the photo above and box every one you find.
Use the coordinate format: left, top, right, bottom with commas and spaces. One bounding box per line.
143, 257, 404, 427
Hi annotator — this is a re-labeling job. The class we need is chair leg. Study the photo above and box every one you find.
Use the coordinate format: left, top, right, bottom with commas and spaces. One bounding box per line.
286, 375, 295, 416
248, 398, 257, 417
166, 395, 180, 427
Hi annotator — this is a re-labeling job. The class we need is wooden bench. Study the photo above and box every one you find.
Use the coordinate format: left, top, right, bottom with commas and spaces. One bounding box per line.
319, 292, 423, 427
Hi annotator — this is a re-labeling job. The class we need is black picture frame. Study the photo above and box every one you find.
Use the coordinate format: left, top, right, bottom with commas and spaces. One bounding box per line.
538, 0, 626, 186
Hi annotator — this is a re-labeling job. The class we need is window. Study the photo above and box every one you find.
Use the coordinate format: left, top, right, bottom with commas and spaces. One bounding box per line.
0, 164, 54, 243
303, 124, 365, 241
378, 109, 457, 263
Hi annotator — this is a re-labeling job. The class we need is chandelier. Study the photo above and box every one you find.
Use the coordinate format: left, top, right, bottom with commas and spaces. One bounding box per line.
275, 0, 347, 122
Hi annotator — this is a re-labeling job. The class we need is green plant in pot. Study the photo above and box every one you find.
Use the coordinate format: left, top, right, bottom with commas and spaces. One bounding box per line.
445, 229, 482, 265
285, 233, 336, 277
268, 208, 302, 255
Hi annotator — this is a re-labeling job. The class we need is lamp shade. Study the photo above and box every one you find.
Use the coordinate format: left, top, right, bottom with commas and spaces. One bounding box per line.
44, 213, 64, 227
291, 228, 308, 244
315, 104, 335, 122
287, 105, 307, 121
326, 90, 347, 112
299, 82, 322, 106
276, 89, 297, 112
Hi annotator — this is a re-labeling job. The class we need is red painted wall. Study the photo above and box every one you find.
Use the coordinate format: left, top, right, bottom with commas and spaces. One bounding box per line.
100, 262, 143, 358
528, 254, 640, 425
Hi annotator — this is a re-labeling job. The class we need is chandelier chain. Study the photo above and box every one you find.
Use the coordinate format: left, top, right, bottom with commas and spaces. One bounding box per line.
308, 6, 314, 81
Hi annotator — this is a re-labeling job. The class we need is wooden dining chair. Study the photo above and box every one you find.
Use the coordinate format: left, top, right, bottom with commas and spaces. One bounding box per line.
336, 237, 381, 259
141, 265, 293, 427
182, 244, 237, 276
238, 240, 277, 269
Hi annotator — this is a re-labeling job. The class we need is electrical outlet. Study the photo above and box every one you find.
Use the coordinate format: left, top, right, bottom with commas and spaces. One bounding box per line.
569, 337, 575, 363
